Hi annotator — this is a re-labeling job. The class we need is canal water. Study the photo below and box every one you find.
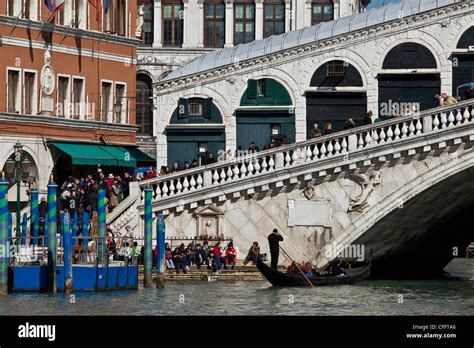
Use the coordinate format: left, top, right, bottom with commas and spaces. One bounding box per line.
1, 259, 472, 316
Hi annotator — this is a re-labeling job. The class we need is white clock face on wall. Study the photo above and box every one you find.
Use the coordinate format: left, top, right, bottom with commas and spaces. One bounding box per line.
41, 65, 55, 96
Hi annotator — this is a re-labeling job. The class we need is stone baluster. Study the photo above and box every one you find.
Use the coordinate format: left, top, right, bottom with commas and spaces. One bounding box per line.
268, 156, 275, 170
233, 165, 240, 178
183, 177, 190, 191
305, 146, 312, 162
357, 134, 364, 148
463, 108, 470, 122
226, 166, 233, 180
155, 184, 162, 198
254, 159, 261, 173
455, 109, 462, 125
285, 152, 291, 167
341, 137, 348, 153
169, 181, 176, 195
447, 111, 455, 127
176, 180, 183, 193
471, 107, 474, 119
327, 140, 334, 155
364, 131, 372, 146
408, 121, 415, 136
220, 168, 227, 181
334, 139, 341, 154
440, 112, 447, 128
240, 162, 248, 177
261, 157, 268, 171
299, 147, 306, 163
379, 128, 386, 142
320, 142, 327, 157
393, 124, 401, 140
190, 175, 197, 191
196, 174, 203, 188
372, 129, 379, 143
386, 125, 394, 140
162, 182, 169, 196
247, 161, 254, 175
401, 122, 408, 138
432, 113, 440, 129
291, 150, 298, 165
415, 119, 422, 135
312, 144, 320, 158
212, 170, 220, 184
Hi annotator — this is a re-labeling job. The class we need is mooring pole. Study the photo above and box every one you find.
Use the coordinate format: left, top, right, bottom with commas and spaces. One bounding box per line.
43, 214, 48, 249
8, 212, 12, 243
156, 213, 165, 289
47, 177, 58, 293
72, 211, 78, 247
0, 173, 10, 296
21, 213, 27, 246
97, 190, 106, 264
30, 186, 39, 247
144, 185, 153, 288
63, 212, 73, 295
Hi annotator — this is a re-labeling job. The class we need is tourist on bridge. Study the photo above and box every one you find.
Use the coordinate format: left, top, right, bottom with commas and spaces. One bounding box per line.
323, 123, 333, 135
308, 122, 322, 139
243, 241, 260, 265
268, 229, 283, 269
364, 111, 373, 125
344, 118, 356, 130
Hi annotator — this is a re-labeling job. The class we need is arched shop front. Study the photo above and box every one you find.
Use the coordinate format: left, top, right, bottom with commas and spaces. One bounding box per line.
452, 26, 474, 98
378, 42, 440, 119
306, 60, 367, 134
166, 97, 225, 167
236, 78, 294, 151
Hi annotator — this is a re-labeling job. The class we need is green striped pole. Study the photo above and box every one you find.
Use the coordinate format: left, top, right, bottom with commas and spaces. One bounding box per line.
47, 177, 58, 293
144, 185, 153, 288
63, 212, 73, 295
0, 173, 9, 296
30, 186, 39, 247
97, 190, 106, 264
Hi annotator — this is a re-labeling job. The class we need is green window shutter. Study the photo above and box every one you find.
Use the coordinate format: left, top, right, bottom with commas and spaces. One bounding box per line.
265, 79, 272, 99
247, 79, 257, 99
204, 97, 213, 119
178, 98, 188, 119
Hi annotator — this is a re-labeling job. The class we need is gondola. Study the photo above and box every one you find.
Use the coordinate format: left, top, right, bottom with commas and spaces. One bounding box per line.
256, 257, 371, 287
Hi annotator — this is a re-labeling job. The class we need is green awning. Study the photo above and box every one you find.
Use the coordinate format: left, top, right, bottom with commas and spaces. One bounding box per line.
50, 142, 155, 167
124, 147, 155, 164
51, 142, 120, 166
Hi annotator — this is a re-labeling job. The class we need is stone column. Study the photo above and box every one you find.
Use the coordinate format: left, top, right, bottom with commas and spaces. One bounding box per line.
153, 0, 163, 48
224, 0, 234, 48
182, 0, 190, 48
197, 0, 205, 48
285, 0, 291, 32
305, 0, 312, 27
255, 0, 264, 40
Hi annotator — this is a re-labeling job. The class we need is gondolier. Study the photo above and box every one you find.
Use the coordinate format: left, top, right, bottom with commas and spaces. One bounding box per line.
268, 229, 283, 269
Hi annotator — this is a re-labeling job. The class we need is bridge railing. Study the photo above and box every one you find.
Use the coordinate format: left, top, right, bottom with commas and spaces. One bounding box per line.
139, 100, 474, 202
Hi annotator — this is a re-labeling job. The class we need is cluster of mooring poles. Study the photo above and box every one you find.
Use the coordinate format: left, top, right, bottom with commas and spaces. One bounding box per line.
0, 176, 166, 295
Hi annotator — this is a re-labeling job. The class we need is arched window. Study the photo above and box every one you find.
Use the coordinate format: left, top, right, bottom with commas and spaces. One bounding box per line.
456, 26, 473, 49
382, 42, 437, 70
136, 74, 153, 136
310, 60, 364, 88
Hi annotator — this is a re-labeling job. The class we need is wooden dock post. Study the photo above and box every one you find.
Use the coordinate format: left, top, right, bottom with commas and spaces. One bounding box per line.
144, 185, 153, 288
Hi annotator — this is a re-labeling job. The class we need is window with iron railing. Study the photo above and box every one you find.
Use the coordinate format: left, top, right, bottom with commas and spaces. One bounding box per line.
327, 61, 346, 77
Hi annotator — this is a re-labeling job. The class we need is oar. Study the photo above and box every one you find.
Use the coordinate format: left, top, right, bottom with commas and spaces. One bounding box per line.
279, 246, 315, 288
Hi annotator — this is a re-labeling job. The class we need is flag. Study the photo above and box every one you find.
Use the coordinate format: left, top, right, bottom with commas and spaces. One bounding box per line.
45, 0, 65, 13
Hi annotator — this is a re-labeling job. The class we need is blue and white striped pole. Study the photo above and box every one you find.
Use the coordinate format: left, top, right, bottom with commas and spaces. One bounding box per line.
0, 173, 9, 296
63, 212, 73, 295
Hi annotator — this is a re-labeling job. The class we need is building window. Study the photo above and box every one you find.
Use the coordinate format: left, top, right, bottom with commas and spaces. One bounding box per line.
116, 0, 127, 36
24, 71, 37, 115
327, 61, 346, 77
264, 1, 285, 38
57, 76, 70, 118
234, 2, 255, 45
7, 70, 21, 113
138, 0, 154, 46
257, 79, 266, 97
8, 0, 14, 16
163, 1, 183, 47
188, 98, 205, 117
136, 74, 153, 135
72, 78, 84, 120
115, 83, 126, 124
104, 0, 127, 35
311, 1, 333, 25
73, 0, 86, 29
101, 81, 113, 122
204, 1, 225, 48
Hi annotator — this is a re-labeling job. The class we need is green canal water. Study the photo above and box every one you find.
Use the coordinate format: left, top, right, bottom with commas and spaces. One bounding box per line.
1, 259, 473, 316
